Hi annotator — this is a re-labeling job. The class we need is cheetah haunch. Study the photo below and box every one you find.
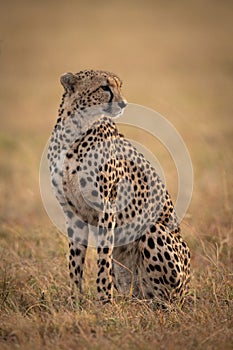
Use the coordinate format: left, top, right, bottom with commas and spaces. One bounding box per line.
48, 70, 190, 304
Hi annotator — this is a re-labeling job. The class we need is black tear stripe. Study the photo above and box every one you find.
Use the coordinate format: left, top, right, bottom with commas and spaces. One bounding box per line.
108, 88, 114, 103
101, 86, 114, 103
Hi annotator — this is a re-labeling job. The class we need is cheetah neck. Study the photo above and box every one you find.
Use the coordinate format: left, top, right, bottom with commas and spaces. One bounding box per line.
53, 111, 107, 153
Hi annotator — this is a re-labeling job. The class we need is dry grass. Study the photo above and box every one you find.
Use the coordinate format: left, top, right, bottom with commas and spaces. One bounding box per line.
0, 224, 232, 350
0, 1, 233, 349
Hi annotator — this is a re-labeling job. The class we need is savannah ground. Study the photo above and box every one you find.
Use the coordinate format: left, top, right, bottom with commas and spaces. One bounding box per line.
0, 1, 232, 349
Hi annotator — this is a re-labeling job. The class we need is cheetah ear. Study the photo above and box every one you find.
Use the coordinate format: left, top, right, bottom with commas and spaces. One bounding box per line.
60, 73, 78, 92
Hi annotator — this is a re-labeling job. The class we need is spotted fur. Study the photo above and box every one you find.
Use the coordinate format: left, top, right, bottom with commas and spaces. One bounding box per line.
48, 69, 190, 304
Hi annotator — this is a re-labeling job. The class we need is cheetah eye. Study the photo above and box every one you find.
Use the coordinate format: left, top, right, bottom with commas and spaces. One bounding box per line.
100, 85, 114, 103
100, 85, 112, 92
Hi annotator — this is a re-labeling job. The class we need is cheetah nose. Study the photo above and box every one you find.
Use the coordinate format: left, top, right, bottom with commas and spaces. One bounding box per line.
118, 101, 127, 109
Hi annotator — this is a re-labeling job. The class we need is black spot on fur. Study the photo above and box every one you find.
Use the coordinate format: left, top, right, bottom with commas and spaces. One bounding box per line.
150, 225, 156, 233
148, 237, 155, 249
164, 251, 171, 260
68, 228, 74, 238
103, 247, 109, 254
80, 178, 86, 188
144, 248, 150, 259
75, 248, 81, 256
157, 237, 164, 247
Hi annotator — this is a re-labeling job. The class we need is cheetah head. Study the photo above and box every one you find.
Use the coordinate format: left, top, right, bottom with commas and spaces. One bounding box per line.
60, 70, 127, 119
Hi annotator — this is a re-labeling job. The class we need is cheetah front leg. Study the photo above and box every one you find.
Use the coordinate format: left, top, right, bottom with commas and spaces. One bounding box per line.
96, 210, 115, 303
66, 218, 89, 297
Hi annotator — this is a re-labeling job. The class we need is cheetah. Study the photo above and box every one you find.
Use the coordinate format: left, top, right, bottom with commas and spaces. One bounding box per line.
47, 69, 191, 304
